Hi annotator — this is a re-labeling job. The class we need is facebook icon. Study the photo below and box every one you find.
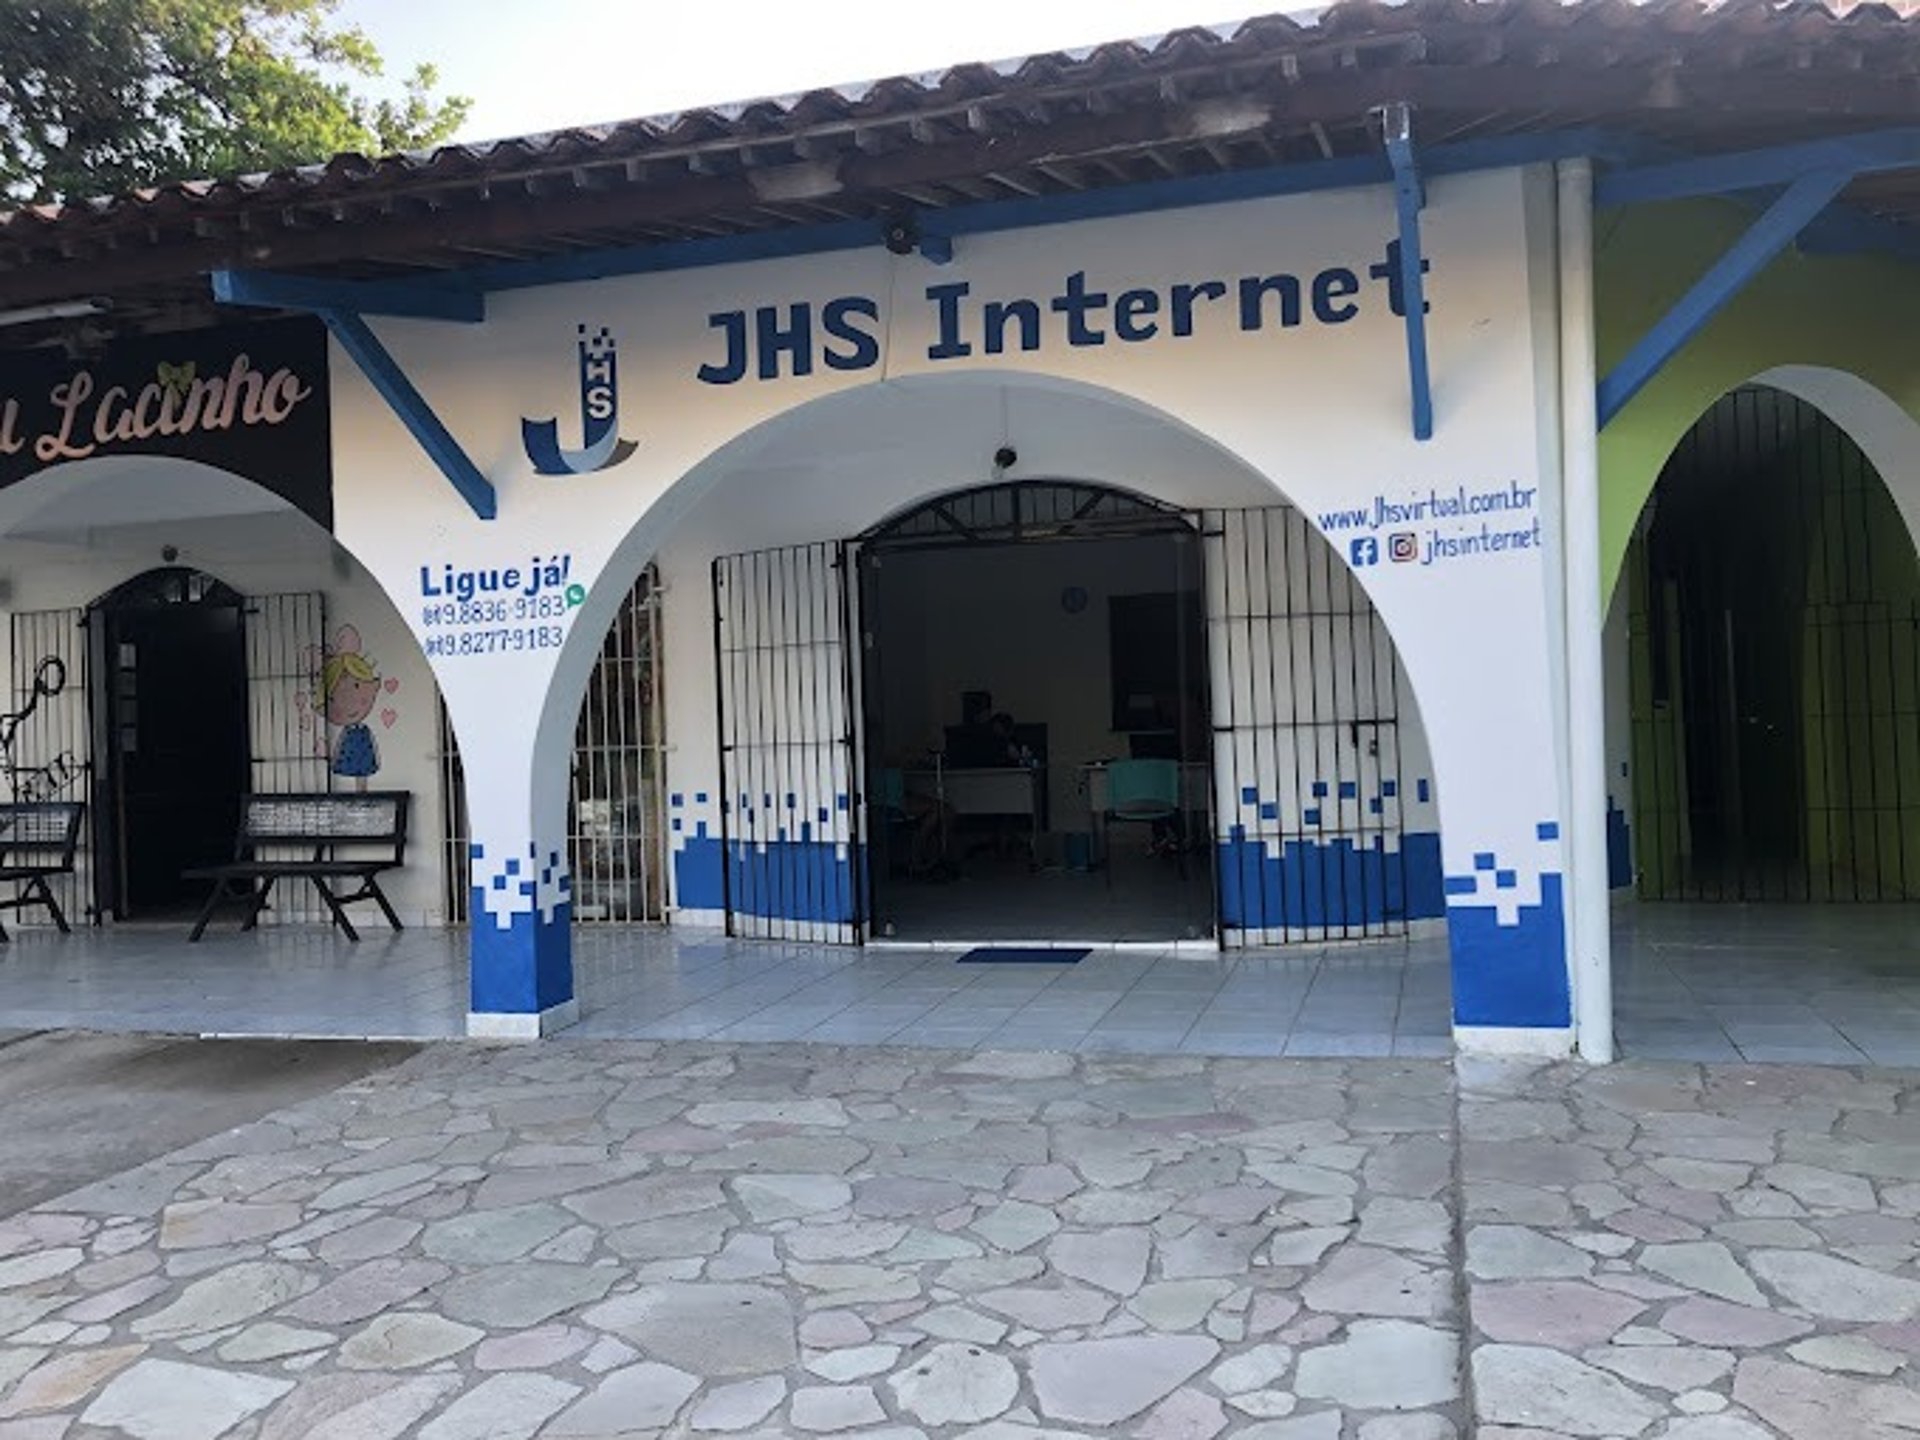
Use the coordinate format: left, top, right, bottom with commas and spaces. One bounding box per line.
1350, 536, 1380, 567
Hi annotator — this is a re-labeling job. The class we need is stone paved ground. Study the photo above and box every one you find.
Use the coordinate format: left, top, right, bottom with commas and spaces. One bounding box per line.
0, 1041, 1915, 1437
1463, 1057, 1920, 1439
0, 1044, 1462, 1440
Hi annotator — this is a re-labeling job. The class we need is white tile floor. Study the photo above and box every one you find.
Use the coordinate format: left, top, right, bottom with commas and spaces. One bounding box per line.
0, 924, 470, 1038
3, 902, 1916, 1064
568, 932, 1454, 1057
0, 921, 1450, 1056
1612, 901, 1920, 1066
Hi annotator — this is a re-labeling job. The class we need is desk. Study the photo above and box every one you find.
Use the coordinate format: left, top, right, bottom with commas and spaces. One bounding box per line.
904, 765, 1043, 863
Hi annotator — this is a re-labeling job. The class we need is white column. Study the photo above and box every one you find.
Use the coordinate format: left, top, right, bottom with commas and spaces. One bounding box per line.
1557, 158, 1615, 1063
443, 676, 579, 1040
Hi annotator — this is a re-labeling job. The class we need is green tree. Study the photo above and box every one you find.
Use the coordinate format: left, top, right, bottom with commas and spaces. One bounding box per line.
0, 0, 471, 203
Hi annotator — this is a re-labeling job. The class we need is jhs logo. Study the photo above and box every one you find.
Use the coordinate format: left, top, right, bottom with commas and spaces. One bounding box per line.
522, 325, 640, 475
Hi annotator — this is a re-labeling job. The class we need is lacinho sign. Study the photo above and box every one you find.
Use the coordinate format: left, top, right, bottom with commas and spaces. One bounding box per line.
0, 317, 333, 528
3, 355, 309, 464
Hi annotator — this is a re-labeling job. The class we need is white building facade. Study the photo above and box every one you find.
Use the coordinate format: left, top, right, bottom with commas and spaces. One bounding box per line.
262, 161, 1590, 1050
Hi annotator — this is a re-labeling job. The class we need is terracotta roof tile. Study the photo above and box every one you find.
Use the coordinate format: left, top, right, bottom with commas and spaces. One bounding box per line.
0, 0, 1915, 340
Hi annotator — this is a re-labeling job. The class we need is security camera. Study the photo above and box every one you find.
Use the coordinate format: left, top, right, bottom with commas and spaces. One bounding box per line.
993, 446, 1018, 471
883, 218, 918, 256
161, 544, 180, 563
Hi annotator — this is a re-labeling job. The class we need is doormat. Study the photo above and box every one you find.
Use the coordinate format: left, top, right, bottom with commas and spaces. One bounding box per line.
956, 947, 1089, 965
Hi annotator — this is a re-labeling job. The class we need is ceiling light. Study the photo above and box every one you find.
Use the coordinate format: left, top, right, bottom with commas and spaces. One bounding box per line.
0, 299, 107, 329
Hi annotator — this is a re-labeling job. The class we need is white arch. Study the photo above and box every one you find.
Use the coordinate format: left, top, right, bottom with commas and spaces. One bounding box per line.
1754, 365, 1920, 560
0, 454, 386, 583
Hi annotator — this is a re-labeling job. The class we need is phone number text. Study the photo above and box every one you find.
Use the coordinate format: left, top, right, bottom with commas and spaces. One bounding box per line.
422, 594, 572, 627
422, 625, 567, 658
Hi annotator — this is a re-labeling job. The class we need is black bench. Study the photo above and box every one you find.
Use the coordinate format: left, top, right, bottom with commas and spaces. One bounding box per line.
186, 792, 410, 942
0, 801, 83, 941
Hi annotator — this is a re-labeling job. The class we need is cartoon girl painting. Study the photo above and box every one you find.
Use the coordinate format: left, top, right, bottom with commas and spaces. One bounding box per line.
317, 627, 382, 790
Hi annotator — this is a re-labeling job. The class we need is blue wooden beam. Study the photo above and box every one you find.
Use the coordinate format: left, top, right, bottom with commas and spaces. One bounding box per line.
212, 268, 484, 323
1583, 131, 1920, 268
318, 309, 497, 520
1597, 128, 1920, 208
1381, 103, 1433, 443
1596, 168, 1856, 429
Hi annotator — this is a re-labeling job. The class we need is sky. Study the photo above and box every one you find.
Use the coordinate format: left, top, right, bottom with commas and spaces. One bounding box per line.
332, 0, 1252, 145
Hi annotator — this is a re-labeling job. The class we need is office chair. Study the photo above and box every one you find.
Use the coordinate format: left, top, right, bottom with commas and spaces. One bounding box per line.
1098, 758, 1183, 887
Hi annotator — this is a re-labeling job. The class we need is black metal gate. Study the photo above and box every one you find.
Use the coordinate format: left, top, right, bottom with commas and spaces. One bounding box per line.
713, 540, 863, 944
7, 608, 91, 925
1629, 384, 1920, 901
1205, 506, 1410, 944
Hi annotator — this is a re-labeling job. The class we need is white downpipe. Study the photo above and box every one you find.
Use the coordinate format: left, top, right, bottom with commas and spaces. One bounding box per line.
1558, 158, 1614, 1063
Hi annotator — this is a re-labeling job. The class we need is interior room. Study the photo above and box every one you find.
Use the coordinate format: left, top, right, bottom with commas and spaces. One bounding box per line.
862, 512, 1216, 943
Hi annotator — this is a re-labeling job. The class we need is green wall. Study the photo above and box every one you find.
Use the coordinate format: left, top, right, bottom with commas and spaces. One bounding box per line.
1597, 201, 1920, 597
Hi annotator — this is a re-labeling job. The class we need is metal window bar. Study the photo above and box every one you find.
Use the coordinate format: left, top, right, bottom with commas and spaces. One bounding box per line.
243, 592, 330, 923
713, 540, 861, 945
1205, 506, 1408, 947
438, 567, 668, 924
569, 567, 668, 922
5, 609, 91, 926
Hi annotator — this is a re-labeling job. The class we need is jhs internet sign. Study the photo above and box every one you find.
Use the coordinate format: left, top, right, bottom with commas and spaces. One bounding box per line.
695, 243, 1428, 384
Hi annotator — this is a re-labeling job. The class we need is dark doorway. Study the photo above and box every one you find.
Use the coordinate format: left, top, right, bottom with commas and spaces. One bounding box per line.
90, 569, 249, 919
858, 481, 1215, 943
1628, 386, 1920, 901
